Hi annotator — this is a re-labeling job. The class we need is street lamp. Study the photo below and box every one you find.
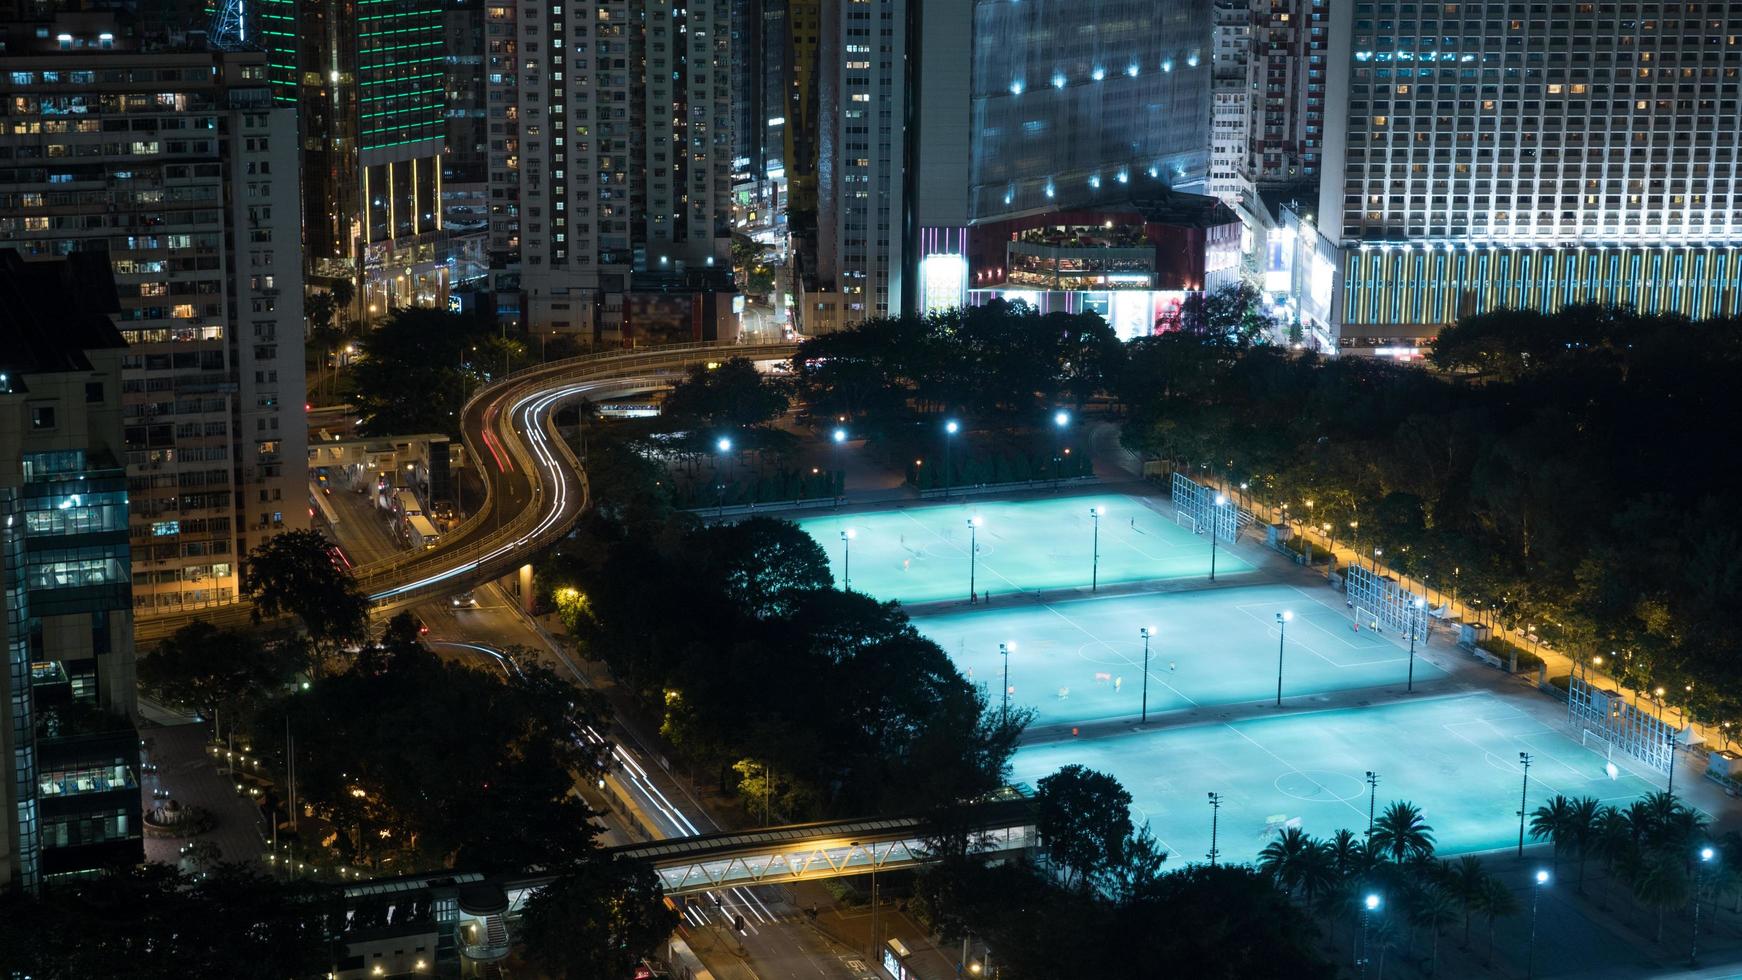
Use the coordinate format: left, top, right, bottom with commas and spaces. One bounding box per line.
1138, 626, 1155, 724
967, 515, 983, 603
1517, 752, 1532, 857
1207, 792, 1223, 866
1693, 846, 1716, 966
831, 428, 847, 507
715, 436, 734, 516
1406, 596, 1425, 692
1527, 869, 1550, 979
1274, 610, 1294, 707
1052, 410, 1071, 487
1209, 494, 1228, 581
1360, 893, 1381, 977
999, 641, 1014, 724
1364, 770, 1380, 838
1372, 546, 1383, 572
1303, 499, 1315, 563
944, 419, 960, 497
1090, 505, 1106, 591
840, 528, 856, 592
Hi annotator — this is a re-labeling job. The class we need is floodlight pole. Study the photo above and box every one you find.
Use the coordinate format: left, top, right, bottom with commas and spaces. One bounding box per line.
999, 642, 1010, 725
1517, 752, 1532, 857
1365, 770, 1379, 838
1207, 792, 1222, 866
1139, 627, 1152, 724
1090, 507, 1101, 592
1275, 612, 1289, 708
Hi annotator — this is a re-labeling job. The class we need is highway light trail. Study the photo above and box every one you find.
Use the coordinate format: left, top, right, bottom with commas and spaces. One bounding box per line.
367, 376, 650, 602
437, 639, 775, 929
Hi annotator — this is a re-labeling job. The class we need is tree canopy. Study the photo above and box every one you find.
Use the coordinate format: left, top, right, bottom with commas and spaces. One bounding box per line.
1117, 306, 1742, 724
244, 529, 370, 671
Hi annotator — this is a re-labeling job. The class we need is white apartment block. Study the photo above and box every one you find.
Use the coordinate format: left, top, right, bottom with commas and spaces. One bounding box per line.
0, 39, 309, 612
485, 0, 733, 337
1209, 0, 1255, 208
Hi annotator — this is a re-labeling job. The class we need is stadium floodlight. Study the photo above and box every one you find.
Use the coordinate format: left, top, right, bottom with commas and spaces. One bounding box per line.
1054, 410, 1070, 427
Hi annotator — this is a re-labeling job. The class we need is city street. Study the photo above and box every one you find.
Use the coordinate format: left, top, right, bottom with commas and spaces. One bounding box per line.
423, 582, 877, 980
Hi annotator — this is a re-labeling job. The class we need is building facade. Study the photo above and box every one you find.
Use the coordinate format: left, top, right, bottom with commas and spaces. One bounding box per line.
892, 0, 1214, 327
1, 251, 142, 891
256, 0, 450, 319
0, 22, 310, 613
1319, 0, 1742, 353
485, 0, 735, 339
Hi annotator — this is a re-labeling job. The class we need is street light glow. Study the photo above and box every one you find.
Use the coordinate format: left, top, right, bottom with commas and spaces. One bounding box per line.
1054, 410, 1070, 427
1215, 493, 1227, 506
970, 514, 984, 527
1094, 505, 1107, 516
717, 437, 732, 453
1703, 847, 1716, 861
1280, 610, 1294, 622
946, 419, 960, 434
1535, 869, 1551, 884
1365, 894, 1381, 910
844, 528, 856, 539
833, 428, 847, 443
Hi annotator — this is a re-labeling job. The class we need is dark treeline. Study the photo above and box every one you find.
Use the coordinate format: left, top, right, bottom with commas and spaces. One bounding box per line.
1116, 305, 1742, 724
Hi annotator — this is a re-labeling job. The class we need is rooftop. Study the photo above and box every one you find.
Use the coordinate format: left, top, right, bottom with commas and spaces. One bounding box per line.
0, 249, 124, 392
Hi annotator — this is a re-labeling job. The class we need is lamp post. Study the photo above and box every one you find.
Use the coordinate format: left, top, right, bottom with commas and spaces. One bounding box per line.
1090, 505, 1105, 591
1053, 410, 1070, 488
1138, 626, 1154, 724
832, 427, 847, 507
1207, 792, 1223, 866
1372, 546, 1383, 573
1406, 597, 1425, 692
999, 641, 1013, 725
1693, 846, 1715, 966
1517, 752, 1532, 857
840, 528, 855, 592
1365, 770, 1379, 838
1359, 893, 1381, 977
1209, 494, 1228, 581
944, 419, 960, 497
1527, 869, 1550, 979
1667, 728, 1679, 798
715, 436, 733, 517
1303, 499, 1315, 563
967, 515, 982, 603
1274, 610, 1294, 707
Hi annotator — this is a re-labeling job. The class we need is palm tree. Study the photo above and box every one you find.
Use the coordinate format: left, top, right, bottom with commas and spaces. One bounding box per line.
1295, 838, 1336, 906
1566, 796, 1603, 893
1371, 801, 1436, 863
1408, 883, 1458, 976
1477, 874, 1520, 964
1594, 805, 1633, 910
1441, 855, 1487, 946
1327, 828, 1369, 881
1257, 826, 1315, 895
1631, 854, 1691, 943
1367, 911, 1401, 979
1529, 793, 1576, 873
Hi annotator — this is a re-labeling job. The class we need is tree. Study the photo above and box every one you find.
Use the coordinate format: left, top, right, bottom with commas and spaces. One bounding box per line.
1631, 854, 1692, 943
1258, 826, 1317, 897
138, 621, 296, 740
1566, 795, 1604, 893
689, 517, 833, 619
518, 860, 677, 979
662, 357, 790, 431
1442, 855, 1488, 946
245, 529, 370, 672
1118, 864, 1334, 979
1370, 801, 1436, 864
1530, 793, 1577, 874
1408, 883, 1458, 976
352, 306, 495, 436
1476, 874, 1520, 964
1033, 764, 1133, 889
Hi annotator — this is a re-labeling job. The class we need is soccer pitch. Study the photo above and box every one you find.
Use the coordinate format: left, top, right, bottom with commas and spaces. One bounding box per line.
1010, 693, 1666, 865
797, 493, 1257, 605
912, 583, 1443, 730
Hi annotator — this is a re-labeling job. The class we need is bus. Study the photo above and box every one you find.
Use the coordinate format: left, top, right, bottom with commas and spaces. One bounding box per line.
309, 485, 342, 529
393, 490, 424, 525
406, 514, 441, 550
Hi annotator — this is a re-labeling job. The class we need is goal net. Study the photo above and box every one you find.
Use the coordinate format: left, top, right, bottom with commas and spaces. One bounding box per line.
1581, 727, 1614, 761
1174, 511, 1199, 534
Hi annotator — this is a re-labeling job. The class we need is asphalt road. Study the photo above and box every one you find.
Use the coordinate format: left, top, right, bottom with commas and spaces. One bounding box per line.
424, 584, 869, 980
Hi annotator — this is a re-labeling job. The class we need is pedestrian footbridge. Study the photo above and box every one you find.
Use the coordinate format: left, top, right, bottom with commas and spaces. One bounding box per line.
611, 798, 1037, 896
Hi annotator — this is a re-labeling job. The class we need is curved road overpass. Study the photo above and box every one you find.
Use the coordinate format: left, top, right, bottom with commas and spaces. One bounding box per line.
136, 341, 797, 644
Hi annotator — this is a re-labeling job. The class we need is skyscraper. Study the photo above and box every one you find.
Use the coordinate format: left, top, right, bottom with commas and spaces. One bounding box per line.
1, 250, 142, 891
486, 0, 736, 340
256, 0, 450, 319
1319, 1, 1742, 353
0, 18, 310, 614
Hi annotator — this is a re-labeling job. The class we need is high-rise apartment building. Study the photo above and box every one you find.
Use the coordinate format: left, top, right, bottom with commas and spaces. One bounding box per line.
1249, 0, 1326, 191
0, 16, 309, 613
256, 0, 450, 318
486, 0, 735, 339
1209, 0, 1254, 207
1, 250, 142, 891
1319, 1, 1742, 353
